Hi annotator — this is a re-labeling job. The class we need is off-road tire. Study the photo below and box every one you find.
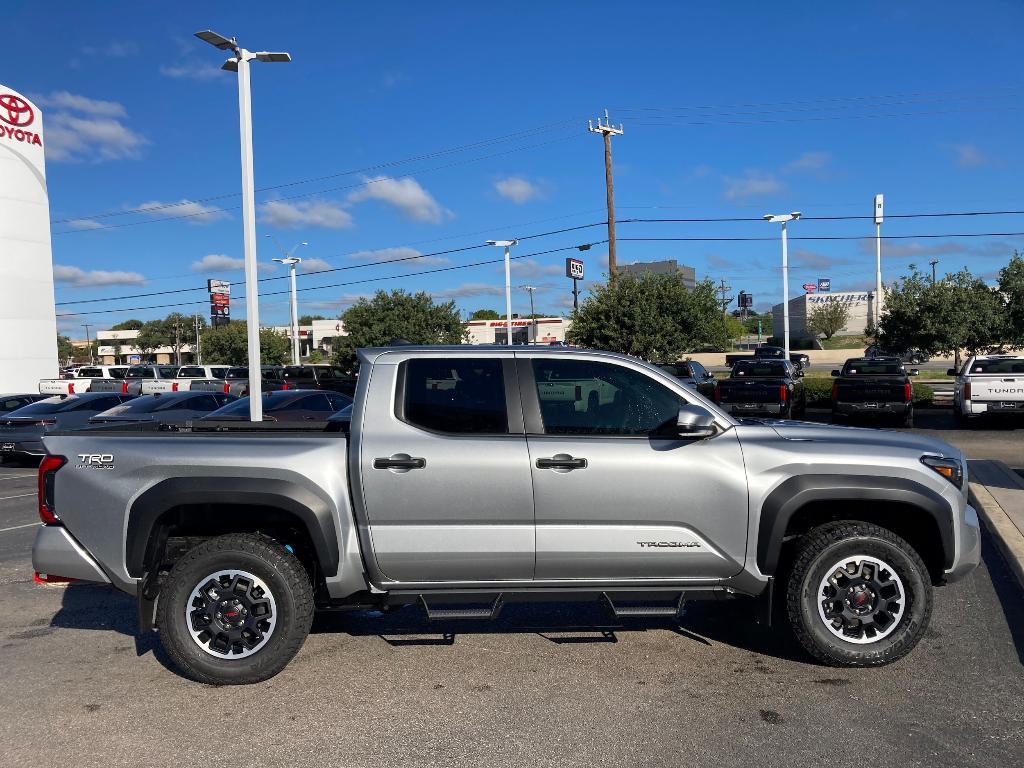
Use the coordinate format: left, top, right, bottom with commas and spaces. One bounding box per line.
786, 521, 932, 667
156, 533, 314, 685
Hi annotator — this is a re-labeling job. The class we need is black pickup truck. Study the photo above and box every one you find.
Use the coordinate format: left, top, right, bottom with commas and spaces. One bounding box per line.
831, 357, 918, 427
714, 359, 806, 419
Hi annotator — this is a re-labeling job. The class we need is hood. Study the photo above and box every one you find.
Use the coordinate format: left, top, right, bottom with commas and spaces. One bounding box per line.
763, 419, 960, 459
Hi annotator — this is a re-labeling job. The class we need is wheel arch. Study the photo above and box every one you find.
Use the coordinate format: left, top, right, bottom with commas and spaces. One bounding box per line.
758, 474, 954, 581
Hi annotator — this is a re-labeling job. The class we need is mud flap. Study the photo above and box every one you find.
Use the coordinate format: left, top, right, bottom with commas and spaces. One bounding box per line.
137, 570, 159, 633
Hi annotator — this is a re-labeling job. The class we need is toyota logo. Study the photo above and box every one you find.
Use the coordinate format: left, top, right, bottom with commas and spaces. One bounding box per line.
0, 94, 34, 127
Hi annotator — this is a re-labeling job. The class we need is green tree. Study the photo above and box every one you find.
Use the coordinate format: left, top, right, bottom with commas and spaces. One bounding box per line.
200, 321, 291, 365
298, 314, 326, 325
470, 309, 500, 320
56, 335, 75, 363
724, 314, 746, 341
999, 251, 1024, 347
135, 319, 172, 358
566, 272, 726, 360
111, 319, 144, 331
332, 290, 466, 369
806, 301, 851, 340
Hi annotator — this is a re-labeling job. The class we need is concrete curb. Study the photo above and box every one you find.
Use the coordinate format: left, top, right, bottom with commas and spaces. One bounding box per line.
968, 461, 1024, 592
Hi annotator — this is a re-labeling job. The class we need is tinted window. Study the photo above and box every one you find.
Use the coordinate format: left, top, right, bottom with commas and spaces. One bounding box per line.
842, 361, 903, 376
78, 367, 105, 377
326, 393, 353, 410
226, 367, 248, 379
213, 393, 235, 406
102, 397, 166, 415
69, 395, 123, 411
283, 366, 318, 380
2, 398, 30, 411
403, 358, 507, 434
690, 361, 708, 378
732, 361, 787, 377
657, 363, 691, 379
10, 396, 85, 415
177, 367, 206, 378
969, 359, 1024, 374
159, 367, 179, 377
126, 367, 154, 379
211, 368, 229, 379
274, 394, 333, 412
532, 359, 682, 436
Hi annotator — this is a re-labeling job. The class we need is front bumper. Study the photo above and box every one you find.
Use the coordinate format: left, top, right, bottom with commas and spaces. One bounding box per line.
834, 401, 910, 417
943, 503, 981, 583
32, 525, 110, 583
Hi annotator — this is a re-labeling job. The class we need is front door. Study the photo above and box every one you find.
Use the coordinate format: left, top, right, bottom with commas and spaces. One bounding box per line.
520, 354, 749, 581
358, 354, 534, 584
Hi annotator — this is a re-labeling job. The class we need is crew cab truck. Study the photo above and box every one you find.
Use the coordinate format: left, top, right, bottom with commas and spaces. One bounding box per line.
38, 365, 129, 395
714, 359, 806, 419
90, 365, 182, 395
139, 365, 231, 394
32, 346, 980, 684
951, 354, 1024, 426
831, 357, 918, 427
191, 365, 286, 398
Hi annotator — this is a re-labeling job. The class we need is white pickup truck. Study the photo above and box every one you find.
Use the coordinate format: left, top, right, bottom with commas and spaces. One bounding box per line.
136, 365, 230, 394
950, 354, 1024, 425
89, 365, 182, 395
38, 365, 129, 395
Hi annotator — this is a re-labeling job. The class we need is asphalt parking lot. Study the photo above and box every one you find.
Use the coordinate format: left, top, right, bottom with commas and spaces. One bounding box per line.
0, 412, 1022, 768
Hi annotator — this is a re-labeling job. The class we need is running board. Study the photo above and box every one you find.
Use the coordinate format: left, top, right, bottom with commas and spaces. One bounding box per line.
418, 594, 505, 621
600, 591, 685, 619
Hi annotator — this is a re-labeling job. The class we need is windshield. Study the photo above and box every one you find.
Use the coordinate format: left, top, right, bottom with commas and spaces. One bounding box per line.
732, 361, 787, 377
6, 396, 83, 415
968, 359, 1024, 374
842, 361, 903, 376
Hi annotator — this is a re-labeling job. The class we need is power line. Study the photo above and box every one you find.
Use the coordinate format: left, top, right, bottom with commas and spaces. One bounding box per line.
619, 231, 1024, 242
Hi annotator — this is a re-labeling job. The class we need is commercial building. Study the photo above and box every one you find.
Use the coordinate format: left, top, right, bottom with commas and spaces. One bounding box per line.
463, 317, 570, 345
771, 290, 880, 340
96, 329, 197, 365
618, 259, 697, 290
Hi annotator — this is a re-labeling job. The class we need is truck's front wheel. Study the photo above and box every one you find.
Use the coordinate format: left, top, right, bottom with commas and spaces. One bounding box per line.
156, 533, 314, 685
786, 521, 932, 667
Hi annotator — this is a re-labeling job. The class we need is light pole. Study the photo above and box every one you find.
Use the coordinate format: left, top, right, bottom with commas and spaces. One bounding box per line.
267, 236, 308, 365
763, 212, 802, 359
82, 324, 93, 364
520, 285, 538, 343
929, 258, 939, 285
195, 29, 291, 422
486, 239, 518, 345
874, 194, 884, 326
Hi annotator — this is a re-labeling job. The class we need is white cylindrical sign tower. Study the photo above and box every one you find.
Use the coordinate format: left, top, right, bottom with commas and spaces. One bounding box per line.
0, 84, 58, 391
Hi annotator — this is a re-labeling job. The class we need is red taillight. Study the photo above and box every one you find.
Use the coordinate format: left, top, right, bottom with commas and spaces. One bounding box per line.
831, 382, 838, 401
964, 382, 971, 401
904, 382, 913, 402
68, 382, 75, 394
713, 384, 721, 403
223, 383, 230, 394
779, 385, 788, 402
121, 381, 129, 394
281, 383, 290, 391
38, 455, 66, 525
171, 382, 179, 392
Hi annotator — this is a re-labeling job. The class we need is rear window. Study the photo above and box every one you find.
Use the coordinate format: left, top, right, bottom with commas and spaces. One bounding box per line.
402, 358, 507, 434
176, 367, 206, 378
733, 361, 787, 377
969, 359, 1024, 374
842, 361, 903, 376
77, 367, 106, 377
754, 347, 785, 358
6, 397, 83, 415
225, 367, 248, 379
125, 367, 154, 379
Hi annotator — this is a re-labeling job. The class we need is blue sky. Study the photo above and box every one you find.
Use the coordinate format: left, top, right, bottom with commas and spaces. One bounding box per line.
5, 1, 1024, 335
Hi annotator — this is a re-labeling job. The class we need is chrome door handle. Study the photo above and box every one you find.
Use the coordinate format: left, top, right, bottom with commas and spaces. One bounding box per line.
373, 454, 426, 471
536, 454, 587, 470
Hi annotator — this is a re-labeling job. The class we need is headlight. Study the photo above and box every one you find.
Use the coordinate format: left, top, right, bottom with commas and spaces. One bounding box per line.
921, 455, 963, 489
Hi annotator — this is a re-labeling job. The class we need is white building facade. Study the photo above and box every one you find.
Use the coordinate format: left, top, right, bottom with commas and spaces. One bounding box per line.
771, 291, 881, 340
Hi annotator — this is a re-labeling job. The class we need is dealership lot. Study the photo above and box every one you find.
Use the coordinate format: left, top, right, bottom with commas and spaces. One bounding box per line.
0, 414, 1021, 768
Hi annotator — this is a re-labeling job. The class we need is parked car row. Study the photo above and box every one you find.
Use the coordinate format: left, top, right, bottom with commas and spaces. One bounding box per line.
1, 388, 354, 464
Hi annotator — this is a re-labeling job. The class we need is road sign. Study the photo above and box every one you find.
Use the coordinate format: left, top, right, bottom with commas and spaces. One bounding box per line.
738, 291, 753, 308
817, 278, 831, 292
802, 283, 817, 293
565, 257, 585, 280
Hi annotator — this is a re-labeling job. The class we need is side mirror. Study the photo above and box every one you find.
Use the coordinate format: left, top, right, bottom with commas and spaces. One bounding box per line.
796, 369, 805, 377
909, 369, 920, 377
677, 404, 717, 439
946, 368, 957, 376
831, 369, 841, 377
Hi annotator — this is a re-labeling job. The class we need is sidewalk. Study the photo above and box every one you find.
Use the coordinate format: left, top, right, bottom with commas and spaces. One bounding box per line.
969, 460, 1024, 590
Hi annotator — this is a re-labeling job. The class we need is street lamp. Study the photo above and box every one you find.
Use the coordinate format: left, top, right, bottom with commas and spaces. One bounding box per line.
763, 212, 802, 359
195, 29, 291, 422
520, 285, 538, 343
267, 236, 307, 365
486, 239, 518, 345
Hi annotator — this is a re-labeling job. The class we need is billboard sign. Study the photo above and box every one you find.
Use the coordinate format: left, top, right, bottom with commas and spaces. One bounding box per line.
565, 257, 585, 280
737, 291, 753, 308
208, 279, 231, 326
817, 278, 831, 292
802, 283, 817, 293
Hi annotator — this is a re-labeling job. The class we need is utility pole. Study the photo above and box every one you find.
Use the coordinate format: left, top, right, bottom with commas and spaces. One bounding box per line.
874, 194, 884, 327
173, 317, 183, 366
929, 258, 939, 285
520, 285, 538, 343
589, 109, 623, 281
82, 324, 93, 364
194, 314, 202, 364
716, 279, 732, 336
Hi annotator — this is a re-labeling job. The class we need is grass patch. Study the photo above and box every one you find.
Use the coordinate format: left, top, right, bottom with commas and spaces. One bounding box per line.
819, 335, 869, 350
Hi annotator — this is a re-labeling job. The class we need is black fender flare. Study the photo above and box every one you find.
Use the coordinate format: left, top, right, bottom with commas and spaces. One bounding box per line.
757, 474, 955, 575
126, 477, 340, 578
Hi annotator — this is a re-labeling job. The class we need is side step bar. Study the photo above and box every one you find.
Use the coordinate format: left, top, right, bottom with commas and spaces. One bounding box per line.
414, 591, 687, 621
418, 594, 505, 621
600, 591, 685, 620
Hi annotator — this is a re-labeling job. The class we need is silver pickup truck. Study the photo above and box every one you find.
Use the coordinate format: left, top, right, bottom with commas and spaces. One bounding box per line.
31, 346, 980, 684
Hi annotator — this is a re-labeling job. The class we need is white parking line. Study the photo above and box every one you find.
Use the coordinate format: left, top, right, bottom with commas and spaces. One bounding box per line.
0, 474, 35, 481
0, 493, 35, 501
0, 522, 37, 533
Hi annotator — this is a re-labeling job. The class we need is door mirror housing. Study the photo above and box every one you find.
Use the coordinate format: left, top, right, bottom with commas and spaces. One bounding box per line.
946, 368, 957, 376
676, 404, 717, 439
831, 369, 841, 377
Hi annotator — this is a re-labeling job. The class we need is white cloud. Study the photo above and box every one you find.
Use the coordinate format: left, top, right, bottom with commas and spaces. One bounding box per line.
347, 176, 451, 223
53, 265, 145, 288
509, 259, 563, 276
722, 171, 785, 201
789, 248, 853, 269
65, 218, 103, 230
303, 295, 369, 312
159, 62, 226, 81
435, 283, 505, 299
32, 91, 126, 117
948, 143, 988, 168
784, 151, 831, 173
135, 199, 228, 224
190, 254, 276, 273
31, 91, 146, 163
494, 176, 543, 204
299, 258, 333, 274
857, 239, 962, 259
259, 200, 353, 230
349, 246, 450, 268
81, 42, 139, 58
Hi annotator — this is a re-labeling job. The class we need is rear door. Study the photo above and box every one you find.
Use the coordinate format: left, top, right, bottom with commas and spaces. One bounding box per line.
520, 353, 748, 580
357, 353, 534, 583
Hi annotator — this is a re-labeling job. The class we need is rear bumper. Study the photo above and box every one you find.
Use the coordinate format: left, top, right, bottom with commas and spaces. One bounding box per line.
944, 503, 981, 584
0, 439, 45, 459
723, 403, 785, 415
834, 401, 910, 416
965, 400, 1024, 415
32, 525, 110, 583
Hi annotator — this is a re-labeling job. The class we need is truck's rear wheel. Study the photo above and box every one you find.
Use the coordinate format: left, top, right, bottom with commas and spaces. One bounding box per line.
156, 533, 313, 685
786, 521, 932, 667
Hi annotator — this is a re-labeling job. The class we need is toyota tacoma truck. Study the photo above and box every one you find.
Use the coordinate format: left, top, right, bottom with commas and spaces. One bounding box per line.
831, 357, 918, 427
950, 354, 1024, 426
31, 346, 980, 684
714, 359, 806, 419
